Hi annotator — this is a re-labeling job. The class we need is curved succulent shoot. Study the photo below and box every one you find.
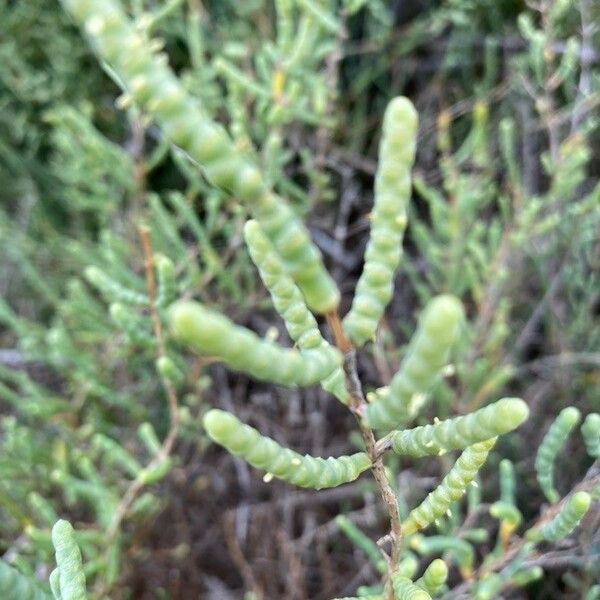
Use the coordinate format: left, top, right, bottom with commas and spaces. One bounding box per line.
389, 398, 528, 458
402, 439, 495, 535
392, 574, 432, 600
343, 97, 418, 346
415, 559, 448, 597
254, 193, 340, 313
244, 219, 323, 347
535, 406, 581, 503
581, 413, 600, 459
491, 459, 522, 544
529, 491, 591, 542
244, 220, 347, 403
169, 301, 341, 387
51, 520, 87, 600
59, 0, 339, 313
366, 295, 464, 430
499, 459, 516, 504
203, 409, 371, 489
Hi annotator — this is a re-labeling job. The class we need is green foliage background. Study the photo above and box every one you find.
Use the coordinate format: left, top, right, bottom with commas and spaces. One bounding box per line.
0, 0, 599, 598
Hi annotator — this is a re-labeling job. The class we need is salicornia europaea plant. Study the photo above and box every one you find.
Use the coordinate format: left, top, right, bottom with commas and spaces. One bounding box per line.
0, 0, 598, 598
55, 2, 534, 597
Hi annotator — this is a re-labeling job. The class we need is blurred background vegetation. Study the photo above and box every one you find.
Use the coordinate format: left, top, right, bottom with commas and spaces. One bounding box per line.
0, 0, 598, 598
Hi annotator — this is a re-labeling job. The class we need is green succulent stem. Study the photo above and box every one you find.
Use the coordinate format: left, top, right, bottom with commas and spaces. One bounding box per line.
203, 409, 371, 489
402, 439, 496, 535
581, 413, 600, 459
51, 520, 87, 600
59, 0, 339, 313
244, 219, 348, 403
169, 300, 342, 387
343, 97, 418, 347
528, 491, 591, 542
366, 295, 464, 430
535, 406, 581, 503
384, 398, 528, 458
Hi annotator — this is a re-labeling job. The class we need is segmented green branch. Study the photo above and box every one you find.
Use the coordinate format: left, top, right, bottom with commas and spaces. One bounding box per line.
203, 410, 371, 489
535, 406, 581, 503
169, 301, 341, 387
490, 458, 522, 541
529, 491, 591, 542
0, 561, 50, 600
581, 413, 600, 459
59, 0, 339, 313
392, 574, 432, 600
499, 458, 516, 504
51, 520, 87, 600
415, 559, 448, 597
366, 295, 464, 430
402, 439, 495, 535
389, 398, 528, 458
343, 97, 418, 346
244, 220, 347, 402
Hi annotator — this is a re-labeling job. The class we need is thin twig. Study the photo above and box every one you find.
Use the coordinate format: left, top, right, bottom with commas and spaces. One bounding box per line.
96, 227, 182, 595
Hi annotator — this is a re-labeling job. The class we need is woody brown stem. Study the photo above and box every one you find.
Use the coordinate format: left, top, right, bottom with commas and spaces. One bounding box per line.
342, 350, 403, 570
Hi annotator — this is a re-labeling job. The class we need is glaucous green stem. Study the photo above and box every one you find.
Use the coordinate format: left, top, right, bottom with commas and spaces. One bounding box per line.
581, 413, 600, 459
343, 97, 418, 347
51, 520, 87, 600
528, 491, 591, 542
387, 398, 528, 458
366, 295, 464, 430
402, 439, 495, 535
244, 220, 347, 402
169, 301, 342, 387
535, 406, 581, 503
59, 0, 339, 313
203, 409, 371, 489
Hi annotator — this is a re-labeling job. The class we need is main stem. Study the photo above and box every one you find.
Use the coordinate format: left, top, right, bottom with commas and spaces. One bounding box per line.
343, 350, 403, 567
327, 312, 402, 589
